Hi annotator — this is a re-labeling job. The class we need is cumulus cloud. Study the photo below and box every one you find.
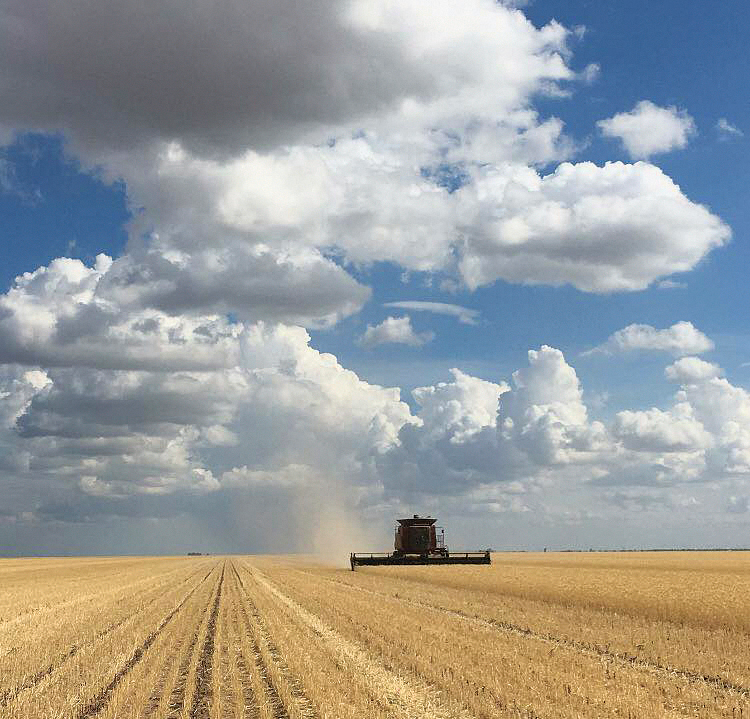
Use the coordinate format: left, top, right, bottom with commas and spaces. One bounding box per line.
1, 1, 729, 303
674, 376, 750, 474
383, 301, 479, 325
0, 255, 246, 370
0, 0, 431, 156
613, 405, 712, 453
123, 142, 729, 295
0, 311, 419, 507
358, 316, 434, 349
413, 369, 508, 443
0, 248, 369, 373
2, 292, 749, 548
585, 321, 714, 357
457, 161, 728, 292
596, 100, 696, 159
665, 357, 722, 383
100, 244, 370, 328
374, 344, 611, 512
503, 346, 609, 465
597, 101, 696, 159
0, 0, 573, 159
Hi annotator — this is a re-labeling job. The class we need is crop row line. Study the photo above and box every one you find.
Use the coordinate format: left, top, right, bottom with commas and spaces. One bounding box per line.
76, 562, 218, 719
249, 566, 474, 719
0, 562, 211, 709
189, 562, 225, 718
308, 570, 750, 698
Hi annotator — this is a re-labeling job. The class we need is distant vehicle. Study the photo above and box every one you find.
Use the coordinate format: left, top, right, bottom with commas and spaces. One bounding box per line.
350, 515, 491, 570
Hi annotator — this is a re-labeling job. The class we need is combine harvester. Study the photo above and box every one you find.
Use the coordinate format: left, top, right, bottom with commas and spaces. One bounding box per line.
350, 515, 491, 570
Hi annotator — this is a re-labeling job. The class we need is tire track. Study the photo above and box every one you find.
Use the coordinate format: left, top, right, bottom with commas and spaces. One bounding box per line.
301, 570, 750, 700
247, 566, 472, 719
190, 562, 225, 719
215, 595, 235, 719
229, 606, 261, 718
141, 571, 214, 719
76, 563, 219, 719
0, 563, 211, 709
161, 568, 224, 719
234, 562, 320, 718
232, 565, 290, 719
140, 625, 192, 719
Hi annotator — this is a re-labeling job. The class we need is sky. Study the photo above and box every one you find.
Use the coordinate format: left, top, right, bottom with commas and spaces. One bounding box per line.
1, 0, 749, 557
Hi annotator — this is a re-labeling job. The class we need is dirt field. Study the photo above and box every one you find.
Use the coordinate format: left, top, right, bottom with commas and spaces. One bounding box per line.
1, 552, 749, 718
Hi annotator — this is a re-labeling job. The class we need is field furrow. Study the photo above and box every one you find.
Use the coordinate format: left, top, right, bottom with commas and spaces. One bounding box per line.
162, 571, 224, 719
190, 563, 226, 719
133, 570, 220, 719
227, 586, 263, 719
233, 565, 298, 719
211, 585, 237, 719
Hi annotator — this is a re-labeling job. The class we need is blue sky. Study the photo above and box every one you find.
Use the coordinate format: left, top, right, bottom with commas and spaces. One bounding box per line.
0, 0, 749, 554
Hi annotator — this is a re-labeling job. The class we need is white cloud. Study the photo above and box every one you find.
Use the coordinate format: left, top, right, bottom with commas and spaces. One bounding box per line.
665, 357, 722, 383
597, 101, 696, 159
3, 295, 750, 546
358, 316, 434, 349
375, 344, 611, 508
652, 373, 750, 477
1, 1, 729, 304
240, 322, 419, 455
657, 279, 686, 289
0, 252, 421, 504
132, 141, 729, 296
383, 301, 479, 324
716, 118, 743, 139
0, 255, 246, 370
457, 161, 729, 292
613, 405, 713, 453
413, 368, 509, 443
0, 248, 369, 373
0, 0, 572, 159
586, 321, 714, 357
580, 62, 600, 85
504, 345, 609, 465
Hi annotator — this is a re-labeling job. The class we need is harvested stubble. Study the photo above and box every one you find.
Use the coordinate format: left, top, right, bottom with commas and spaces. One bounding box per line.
2, 551, 749, 718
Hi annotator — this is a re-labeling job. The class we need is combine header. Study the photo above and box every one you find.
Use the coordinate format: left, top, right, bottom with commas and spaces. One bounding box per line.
350, 515, 491, 570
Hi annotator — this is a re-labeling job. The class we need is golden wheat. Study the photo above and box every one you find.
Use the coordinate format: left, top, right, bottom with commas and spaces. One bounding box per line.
2, 551, 749, 718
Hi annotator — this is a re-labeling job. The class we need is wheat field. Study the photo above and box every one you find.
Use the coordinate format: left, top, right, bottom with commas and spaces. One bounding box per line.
1, 552, 749, 718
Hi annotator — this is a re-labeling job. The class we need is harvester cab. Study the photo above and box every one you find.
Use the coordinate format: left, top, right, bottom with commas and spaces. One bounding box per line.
350, 515, 491, 570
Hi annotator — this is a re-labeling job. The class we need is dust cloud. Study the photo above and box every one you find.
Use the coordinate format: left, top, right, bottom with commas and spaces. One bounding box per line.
308, 504, 386, 567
